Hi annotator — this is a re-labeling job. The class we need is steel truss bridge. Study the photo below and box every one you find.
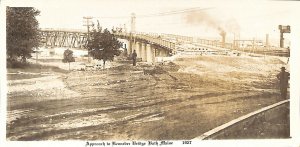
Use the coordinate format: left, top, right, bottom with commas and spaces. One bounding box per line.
40, 29, 176, 50
40, 29, 88, 49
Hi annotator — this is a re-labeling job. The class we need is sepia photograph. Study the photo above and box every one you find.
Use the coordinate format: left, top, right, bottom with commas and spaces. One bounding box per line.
1, 0, 300, 146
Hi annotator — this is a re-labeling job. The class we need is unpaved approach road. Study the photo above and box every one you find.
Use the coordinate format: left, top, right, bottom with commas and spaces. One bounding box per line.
7, 55, 289, 140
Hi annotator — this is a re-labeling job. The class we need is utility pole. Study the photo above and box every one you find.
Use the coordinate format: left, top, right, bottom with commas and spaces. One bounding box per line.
83, 16, 93, 63
83, 16, 93, 39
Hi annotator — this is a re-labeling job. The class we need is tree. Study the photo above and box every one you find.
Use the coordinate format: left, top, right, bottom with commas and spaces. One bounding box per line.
62, 49, 75, 70
6, 7, 41, 63
86, 25, 122, 69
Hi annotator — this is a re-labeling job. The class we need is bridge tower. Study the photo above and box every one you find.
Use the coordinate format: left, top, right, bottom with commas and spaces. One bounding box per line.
128, 13, 136, 55
130, 13, 136, 34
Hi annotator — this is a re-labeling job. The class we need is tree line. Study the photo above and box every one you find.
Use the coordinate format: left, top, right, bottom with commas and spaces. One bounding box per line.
7, 7, 122, 69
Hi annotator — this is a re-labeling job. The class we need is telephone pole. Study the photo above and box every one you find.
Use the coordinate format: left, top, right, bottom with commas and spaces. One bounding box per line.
83, 16, 93, 63
83, 16, 93, 40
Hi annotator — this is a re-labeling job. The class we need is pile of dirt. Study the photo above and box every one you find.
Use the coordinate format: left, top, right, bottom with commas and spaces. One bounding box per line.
143, 66, 168, 75
160, 62, 180, 72
109, 64, 139, 71
110, 61, 179, 76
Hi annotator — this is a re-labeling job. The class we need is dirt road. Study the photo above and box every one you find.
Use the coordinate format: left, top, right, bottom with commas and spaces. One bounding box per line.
6, 55, 289, 140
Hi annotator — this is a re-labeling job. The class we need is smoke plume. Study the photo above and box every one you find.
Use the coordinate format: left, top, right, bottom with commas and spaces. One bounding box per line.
184, 11, 240, 36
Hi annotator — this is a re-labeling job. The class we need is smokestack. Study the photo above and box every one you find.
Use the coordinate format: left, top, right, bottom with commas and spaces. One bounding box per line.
266, 34, 269, 48
220, 31, 226, 48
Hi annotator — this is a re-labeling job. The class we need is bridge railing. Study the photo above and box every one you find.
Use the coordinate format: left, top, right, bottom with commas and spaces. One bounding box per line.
162, 33, 194, 43
114, 32, 176, 50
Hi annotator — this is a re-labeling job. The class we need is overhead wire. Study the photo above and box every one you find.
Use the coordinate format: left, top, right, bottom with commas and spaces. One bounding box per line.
91, 7, 213, 19
92, 7, 212, 30
91, 7, 213, 34
137, 7, 213, 18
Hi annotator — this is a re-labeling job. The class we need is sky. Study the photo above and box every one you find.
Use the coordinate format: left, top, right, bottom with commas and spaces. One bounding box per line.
4, 0, 300, 46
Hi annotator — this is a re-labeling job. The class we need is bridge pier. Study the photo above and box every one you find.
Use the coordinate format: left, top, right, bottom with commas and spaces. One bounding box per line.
141, 43, 147, 62
159, 50, 163, 57
135, 42, 141, 58
146, 44, 155, 63
131, 39, 137, 55
138, 42, 142, 58
157, 49, 162, 57
127, 40, 131, 56
156, 48, 168, 57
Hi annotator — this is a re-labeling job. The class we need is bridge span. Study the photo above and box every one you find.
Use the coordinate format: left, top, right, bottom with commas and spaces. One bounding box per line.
39, 28, 289, 64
